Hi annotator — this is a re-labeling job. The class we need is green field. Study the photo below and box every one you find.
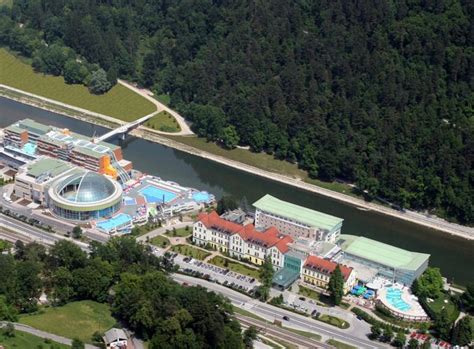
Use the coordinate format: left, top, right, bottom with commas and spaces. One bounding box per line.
316, 314, 350, 329
426, 293, 459, 322
0, 49, 156, 121
166, 135, 356, 196
170, 244, 210, 260
145, 110, 180, 132
208, 256, 260, 279
19, 301, 115, 343
0, 330, 70, 349
150, 235, 170, 248
164, 227, 192, 238
0, 0, 12, 8
326, 339, 357, 349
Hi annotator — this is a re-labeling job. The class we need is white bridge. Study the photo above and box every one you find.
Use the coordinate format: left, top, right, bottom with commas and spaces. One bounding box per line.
93, 112, 156, 143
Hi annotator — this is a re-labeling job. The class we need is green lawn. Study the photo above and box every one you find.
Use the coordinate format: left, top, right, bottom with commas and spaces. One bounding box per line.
170, 244, 210, 260
316, 314, 350, 329
165, 135, 357, 196
299, 286, 332, 307
145, 110, 180, 132
208, 256, 260, 279
326, 339, 357, 349
0, 49, 156, 121
284, 327, 321, 341
232, 306, 267, 322
0, 330, 70, 349
19, 300, 116, 343
426, 293, 459, 322
150, 235, 170, 248
155, 94, 170, 106
164, 227, 192, 238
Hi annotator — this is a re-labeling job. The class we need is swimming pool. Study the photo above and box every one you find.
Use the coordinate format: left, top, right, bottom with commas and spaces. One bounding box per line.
385, 287, 411, 311
22, 142, 37, 155
96, 213, 132, 232
123, 196, 136, 205
139, 185, 177, 204
192, 191, 212, 203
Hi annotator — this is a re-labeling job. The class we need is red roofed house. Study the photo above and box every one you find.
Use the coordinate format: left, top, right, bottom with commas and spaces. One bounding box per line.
193, 211, 293, 269
302, 255, 356, 293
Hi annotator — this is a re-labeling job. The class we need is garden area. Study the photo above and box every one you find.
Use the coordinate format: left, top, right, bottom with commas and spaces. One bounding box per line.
164, 227, 192, 238
0, 328, 70, 349
150, 235, 170, 248
316, 314, 350, 329
145, 110, 180, 133
208, 256, 260, 279
170, 244, 210, 260
19, 300, 115, 343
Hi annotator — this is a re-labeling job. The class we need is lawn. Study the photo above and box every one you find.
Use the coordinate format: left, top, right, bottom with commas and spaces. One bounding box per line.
165, 135, 357, 197
316, 314, 350, 329
155, 94, 170, 106
145, 110, 180, 132
426, 293, 459, 322
170, 244, 210, 260
164, 227, 192, 238
326, 339, 357, 349
0, 330, 70, 349
299, 286, 332, 307
150, 235, 170, 248
208, 256, 260, 279
0, 49, 156, 121
19, 300, 116, 343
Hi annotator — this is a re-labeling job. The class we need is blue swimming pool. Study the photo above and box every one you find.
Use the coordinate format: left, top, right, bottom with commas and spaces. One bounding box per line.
385, 288, 411, 311
139, 185, 177, 203
123, 197, 136, 205
192, 191, 212, 203
22, 142, 37, 155
96, 213, 132, 232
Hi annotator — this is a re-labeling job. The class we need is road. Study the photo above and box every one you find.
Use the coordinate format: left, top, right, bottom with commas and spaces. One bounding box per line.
171, 273, 385, 349
0, 322, 99, 349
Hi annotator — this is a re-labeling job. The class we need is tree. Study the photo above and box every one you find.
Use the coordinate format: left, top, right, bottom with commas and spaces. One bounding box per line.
451, 316, 472, 346
64, 60, 89, 84
382, 327, 393, 343
71, 338, 84, 349
257, 257, 274, 301
412, 268, 443, 298
369, 324, 382, 340
407, 338, 419, 349
435, 308, 452, 340
216, 196, 238, 215
328, 265, 344, 305
3, 322, 15, 337
220, 125, 240, 149
243, 326, 258, 348
460, 283, 474, 313
48, 240, 87, 271
88, 69, 111, 94
50, 267, 75, 305
72, 225, 83, 239
392, 331, 407, 348
0, 296, 17, 322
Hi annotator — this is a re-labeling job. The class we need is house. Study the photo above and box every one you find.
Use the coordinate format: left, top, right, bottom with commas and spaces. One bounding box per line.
302, 255, 356, 293
103, 328, 128, 349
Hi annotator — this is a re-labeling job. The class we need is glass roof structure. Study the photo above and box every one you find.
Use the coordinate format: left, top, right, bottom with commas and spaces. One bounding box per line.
57, 171, 116, 203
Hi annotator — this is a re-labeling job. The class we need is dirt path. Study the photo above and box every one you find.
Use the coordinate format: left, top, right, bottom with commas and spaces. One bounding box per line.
117, 79, 193, 135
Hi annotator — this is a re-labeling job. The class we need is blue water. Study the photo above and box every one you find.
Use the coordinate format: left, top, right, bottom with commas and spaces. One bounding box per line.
385, 288, 411, 311
123, 197, 136, 205
22, 142, 36, 155
139, 185, 177, 203
96, 213, 132, 231
192, 191, 211, 203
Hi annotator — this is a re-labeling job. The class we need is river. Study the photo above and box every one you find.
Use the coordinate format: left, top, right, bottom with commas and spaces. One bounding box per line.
1, 97, 472, 285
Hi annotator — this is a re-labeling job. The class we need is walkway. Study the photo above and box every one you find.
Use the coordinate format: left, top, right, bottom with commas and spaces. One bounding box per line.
118, 80, 193, 136
0, 322, 100, 349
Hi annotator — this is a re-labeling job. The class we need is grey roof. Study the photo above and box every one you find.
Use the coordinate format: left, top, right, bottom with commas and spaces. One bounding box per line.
103, 328, 127, 344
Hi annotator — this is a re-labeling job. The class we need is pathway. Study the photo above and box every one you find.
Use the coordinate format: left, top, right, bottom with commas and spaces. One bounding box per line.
0, 322, 100, 349
118, 79, 193, 135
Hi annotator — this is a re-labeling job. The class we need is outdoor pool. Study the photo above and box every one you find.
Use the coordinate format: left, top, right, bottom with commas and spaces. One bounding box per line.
385, 287, 411, 311
22, 142, 37, 155
192, 191, 212, 203
139, 185, 177, 204
96, 213, 132, 232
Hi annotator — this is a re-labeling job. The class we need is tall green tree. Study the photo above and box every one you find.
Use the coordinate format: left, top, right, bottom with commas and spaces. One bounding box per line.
88, 69, 111, 94
451, 316, 473, 346
412, 268, 443, 298
328, 265, 344, 305
435, 308, 452, 341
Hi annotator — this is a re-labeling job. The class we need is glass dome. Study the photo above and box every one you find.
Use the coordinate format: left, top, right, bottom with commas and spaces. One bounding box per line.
57, 171, 116, 203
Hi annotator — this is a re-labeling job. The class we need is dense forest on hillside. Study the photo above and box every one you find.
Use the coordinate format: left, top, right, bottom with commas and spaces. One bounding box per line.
0, 0, 472, 223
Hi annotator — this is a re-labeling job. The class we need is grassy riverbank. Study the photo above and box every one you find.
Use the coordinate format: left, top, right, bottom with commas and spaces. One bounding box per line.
0, 330, 70, 349
0, 48, 156, 120
165, 135, 356, 196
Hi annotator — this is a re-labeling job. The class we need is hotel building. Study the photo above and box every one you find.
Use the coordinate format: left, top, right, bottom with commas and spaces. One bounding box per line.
302, 255, 356, 293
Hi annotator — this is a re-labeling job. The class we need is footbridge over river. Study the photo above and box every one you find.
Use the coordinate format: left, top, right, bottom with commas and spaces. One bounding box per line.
93, 112, 156, 143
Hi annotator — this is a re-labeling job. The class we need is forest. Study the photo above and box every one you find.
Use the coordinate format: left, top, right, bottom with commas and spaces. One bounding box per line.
0, 0, 472, 224
0, 237, 246, 348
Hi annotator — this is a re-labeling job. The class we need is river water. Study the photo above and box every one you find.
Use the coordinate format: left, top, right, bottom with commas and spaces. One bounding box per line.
1, 97, 472, 285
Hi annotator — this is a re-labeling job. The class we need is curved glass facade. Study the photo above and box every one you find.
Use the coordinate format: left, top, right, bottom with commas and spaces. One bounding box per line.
50, 201, 121, 221
57, 172, 116, 203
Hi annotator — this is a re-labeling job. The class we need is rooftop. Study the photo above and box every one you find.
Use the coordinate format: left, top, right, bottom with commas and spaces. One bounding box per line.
103, 328, 127, 345
304, 255, 353, 281
339, 235, 430, 271
253, 194, 343, 231
26, 157, 72, 178
14, 119, 51, 135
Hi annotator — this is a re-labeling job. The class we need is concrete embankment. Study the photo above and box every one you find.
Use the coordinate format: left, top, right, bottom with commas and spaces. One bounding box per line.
1, 85, 473, 241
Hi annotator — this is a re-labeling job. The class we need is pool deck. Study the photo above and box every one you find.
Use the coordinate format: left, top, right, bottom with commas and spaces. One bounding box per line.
378, 286, 428, 319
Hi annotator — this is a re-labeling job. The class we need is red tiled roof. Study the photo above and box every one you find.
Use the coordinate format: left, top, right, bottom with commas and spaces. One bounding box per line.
304, 255, 353, 281
197, 211, 244, 235
238, 224, 292, 251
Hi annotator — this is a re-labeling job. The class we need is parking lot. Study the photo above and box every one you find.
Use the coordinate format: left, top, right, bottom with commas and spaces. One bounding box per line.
151, 246, 260, 293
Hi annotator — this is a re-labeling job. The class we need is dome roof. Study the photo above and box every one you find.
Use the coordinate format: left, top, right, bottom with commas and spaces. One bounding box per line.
57, 171, 116, 203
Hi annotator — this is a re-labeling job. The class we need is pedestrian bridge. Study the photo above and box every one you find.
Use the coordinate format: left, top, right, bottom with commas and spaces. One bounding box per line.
93, 112, 156, 143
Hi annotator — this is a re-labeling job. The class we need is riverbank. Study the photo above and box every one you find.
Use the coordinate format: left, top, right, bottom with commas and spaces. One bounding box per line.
1, 85, 473, 241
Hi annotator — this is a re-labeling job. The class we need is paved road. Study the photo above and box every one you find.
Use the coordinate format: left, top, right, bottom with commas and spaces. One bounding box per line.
0, 322, 99, 349
171, 274, 385, 349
